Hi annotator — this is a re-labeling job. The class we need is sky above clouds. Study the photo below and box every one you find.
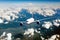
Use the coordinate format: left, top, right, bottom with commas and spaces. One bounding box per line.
0, 0, 60, 2
0, 0, 59, 8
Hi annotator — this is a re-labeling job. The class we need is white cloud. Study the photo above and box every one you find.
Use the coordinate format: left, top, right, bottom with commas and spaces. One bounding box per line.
16, 38, 21, 40
28, 3, 33, 6
0, 32, 12, 40
41, 36, 45, 40
26, 18, 35, 24
0, 32, 6, 38
24, 28, 34, 37
35, 29, 40, 33
0, 19, 4, 23
0, 7, 21, 23
23, 6, 56, 17
42, 22, 52, 29
48, 34, 60, 40
53, 19, 60, 27
48, 35, 56, 40
4, 22, 9, 24
41, 8, 55, 17
6, 33, 12, 40
53, 22, 60, 27
0, 32, 7, 40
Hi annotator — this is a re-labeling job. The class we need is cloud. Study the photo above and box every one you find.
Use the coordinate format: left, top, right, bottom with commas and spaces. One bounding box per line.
0, 3, 59, 24
0, 32, 6, 40
6, 33, 12, 40
26, 8, 56, 17
0, 19, 3, 23
42, 21, 52, 29
34, 29, 40, 33
24, 28, 34, 37
48, 34, 60, 40
0, 32, 12, 40
0, 7, 21, 23
0, 32, 6, 38
4, 22, 9, 24
53, 19, 60, 27
41, 8, 56, 17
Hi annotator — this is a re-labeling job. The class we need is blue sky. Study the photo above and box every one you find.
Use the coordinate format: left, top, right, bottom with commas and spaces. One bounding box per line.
0, 0, 60, 2
0, 0, 60, 8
